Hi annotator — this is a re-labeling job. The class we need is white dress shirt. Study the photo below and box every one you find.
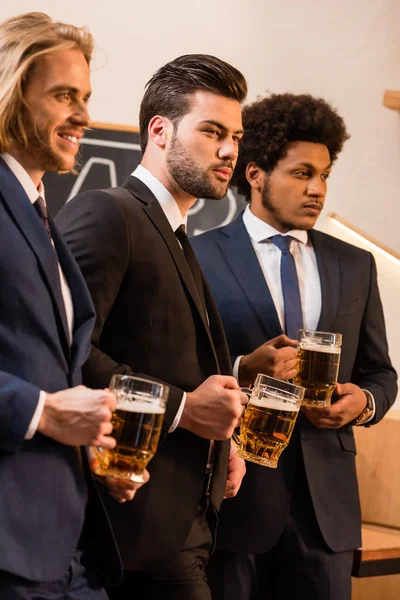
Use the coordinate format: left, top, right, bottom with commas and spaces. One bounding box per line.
132, 165, 187, 432
233, 205, 375, 422
1, 153, 74, 438
233, 205, 322, 377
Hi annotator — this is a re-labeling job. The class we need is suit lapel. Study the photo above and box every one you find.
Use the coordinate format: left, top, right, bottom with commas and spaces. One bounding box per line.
122, 177, 220, 362
50, 220, 96, 369
309, 229, 340, 331
217, 215, 283, 339
0, 159, 70, 353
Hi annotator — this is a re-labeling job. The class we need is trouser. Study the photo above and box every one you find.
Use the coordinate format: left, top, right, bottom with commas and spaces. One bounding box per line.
107, 492, 216, 600
207, 457, 354, 600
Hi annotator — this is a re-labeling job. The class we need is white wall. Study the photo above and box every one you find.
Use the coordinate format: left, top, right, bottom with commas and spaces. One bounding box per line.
2, 0, 399, 406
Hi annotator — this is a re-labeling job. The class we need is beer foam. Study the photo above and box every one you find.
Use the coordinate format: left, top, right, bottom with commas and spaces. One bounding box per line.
299, 343, 340, 354
116, 398, 165, 414
250, 394, 299, 412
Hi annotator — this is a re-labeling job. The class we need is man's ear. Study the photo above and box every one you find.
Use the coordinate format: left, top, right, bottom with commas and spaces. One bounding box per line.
245, 162, 266, 191
147, 115, 169, 149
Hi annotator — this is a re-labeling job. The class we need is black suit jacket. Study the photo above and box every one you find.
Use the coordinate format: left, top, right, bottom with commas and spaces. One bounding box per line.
192, 213, 397, 553
0, 158, 121, 583
56, 176, 232, 573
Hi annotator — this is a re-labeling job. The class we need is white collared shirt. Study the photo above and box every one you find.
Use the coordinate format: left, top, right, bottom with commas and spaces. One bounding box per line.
233, 205, 321, 378
132, 165, 187, 432
235, 205, 375, 423
1, 152, 74, 439
132, 164, 186, 232
242, 204, 322, 332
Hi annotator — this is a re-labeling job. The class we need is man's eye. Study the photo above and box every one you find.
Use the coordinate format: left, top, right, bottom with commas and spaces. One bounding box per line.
56, 92, 71, 102
322, 173, 330, 180
205, 129, 219, 136
294, 171, 310, 178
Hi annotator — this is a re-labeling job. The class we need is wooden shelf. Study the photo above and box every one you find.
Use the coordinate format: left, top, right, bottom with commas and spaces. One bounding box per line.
383, 91, 400, 111
353, 524, 400, 578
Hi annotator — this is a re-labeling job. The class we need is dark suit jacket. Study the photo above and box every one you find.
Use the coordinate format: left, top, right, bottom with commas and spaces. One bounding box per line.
56, 176, 232, 573
192, 212, 397, 553
0, 158, 121, 583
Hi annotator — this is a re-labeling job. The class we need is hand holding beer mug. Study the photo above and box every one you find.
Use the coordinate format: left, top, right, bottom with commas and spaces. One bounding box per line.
233, 374, 304, 469
294, 329, 342, 407
92, 375, 169, 482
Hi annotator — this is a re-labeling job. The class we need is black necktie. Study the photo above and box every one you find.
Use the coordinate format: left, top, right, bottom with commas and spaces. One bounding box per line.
175, 224, 206, 313
269, 235, 303, 339
34, 196, 51, 238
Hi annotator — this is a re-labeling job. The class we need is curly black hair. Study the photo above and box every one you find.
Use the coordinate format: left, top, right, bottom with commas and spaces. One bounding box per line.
232, 93, 350, 199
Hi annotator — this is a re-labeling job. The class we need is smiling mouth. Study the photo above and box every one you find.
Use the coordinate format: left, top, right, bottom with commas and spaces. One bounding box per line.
58, 133, 80, 146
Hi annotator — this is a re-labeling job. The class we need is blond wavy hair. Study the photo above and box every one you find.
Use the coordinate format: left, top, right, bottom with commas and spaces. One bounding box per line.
0, 12, 93, 153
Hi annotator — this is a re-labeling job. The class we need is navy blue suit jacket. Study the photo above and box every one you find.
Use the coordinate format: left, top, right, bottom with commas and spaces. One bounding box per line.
0, 158, 120, 582
192, 212, 397, 553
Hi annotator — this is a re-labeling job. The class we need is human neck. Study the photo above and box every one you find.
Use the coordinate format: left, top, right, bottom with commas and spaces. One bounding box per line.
8, 145, 44, 188
141, 157, 196, 218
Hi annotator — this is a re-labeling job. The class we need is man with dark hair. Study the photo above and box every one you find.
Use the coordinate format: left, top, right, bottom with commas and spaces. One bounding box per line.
192, 93, 397, 600
0, 11, 150, 599
56, 54, 248, 600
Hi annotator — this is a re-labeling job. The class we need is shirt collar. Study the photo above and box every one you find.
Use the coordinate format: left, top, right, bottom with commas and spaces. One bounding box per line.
242, 204, 308, 245
1, 152, 45, 205
132, 164, 186, 232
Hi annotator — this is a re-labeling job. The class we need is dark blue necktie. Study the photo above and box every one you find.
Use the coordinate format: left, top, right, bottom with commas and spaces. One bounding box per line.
270, 235, 303, 339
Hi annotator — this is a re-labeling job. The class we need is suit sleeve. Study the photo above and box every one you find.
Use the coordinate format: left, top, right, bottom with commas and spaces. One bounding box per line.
55, 191, 183, 434
351, 254, 397, 424
0, 372, 41, 453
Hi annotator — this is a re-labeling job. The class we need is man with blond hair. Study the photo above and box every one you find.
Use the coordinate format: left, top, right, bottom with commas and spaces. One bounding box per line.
0, 12, 147, 598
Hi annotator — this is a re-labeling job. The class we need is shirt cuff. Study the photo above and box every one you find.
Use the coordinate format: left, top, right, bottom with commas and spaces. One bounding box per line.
360, 389, 376, 424
25, 390, 47, 439
168, 392, 187, 433
233, 356, 243, 382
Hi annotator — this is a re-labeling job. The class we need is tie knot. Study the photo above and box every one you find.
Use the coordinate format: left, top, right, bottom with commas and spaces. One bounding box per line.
175, 224, 188, 243
269, 235, 294, 254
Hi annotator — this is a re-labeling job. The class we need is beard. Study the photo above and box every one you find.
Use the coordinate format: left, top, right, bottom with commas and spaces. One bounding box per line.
22, 110, 77, 173
261, 180, 297, 231
166, 132, 232, 200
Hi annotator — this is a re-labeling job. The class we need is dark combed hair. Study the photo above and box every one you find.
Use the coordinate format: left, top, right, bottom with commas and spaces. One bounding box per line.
139, 54, 247, 152
232, 93, 350, 199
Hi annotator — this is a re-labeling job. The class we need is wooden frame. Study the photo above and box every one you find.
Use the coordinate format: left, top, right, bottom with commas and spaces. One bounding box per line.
383, 91, 400, 111
89, 121, 140, 133
327, 212, 400, 262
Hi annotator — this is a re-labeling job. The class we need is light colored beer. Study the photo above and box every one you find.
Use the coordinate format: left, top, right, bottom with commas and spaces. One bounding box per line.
237, 393, 299, 468
294, 344, 340, 406
94, 395, 165, 482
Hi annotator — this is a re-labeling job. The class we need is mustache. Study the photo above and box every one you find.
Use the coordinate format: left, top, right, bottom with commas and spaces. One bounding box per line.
211, 162, 234, 171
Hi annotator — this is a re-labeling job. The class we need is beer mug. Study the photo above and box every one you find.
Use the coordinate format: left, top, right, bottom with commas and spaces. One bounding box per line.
93, 374, 169, 482
233, 374, 305, 469
294, 329, 342, 407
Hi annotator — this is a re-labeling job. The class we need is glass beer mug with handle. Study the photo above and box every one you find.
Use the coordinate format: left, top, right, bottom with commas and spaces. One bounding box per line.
92, 374, 169, 482
233, 374, 305, 469
294, 329, 342, 408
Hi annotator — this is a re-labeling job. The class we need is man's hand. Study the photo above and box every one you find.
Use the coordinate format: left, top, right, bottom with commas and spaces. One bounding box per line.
239, 335, 298, 387
88, 448, 150, 503
38, 386, 117, 447
224, 442, 246, 499
302, 382, 368, 429
180, 375, 247, 440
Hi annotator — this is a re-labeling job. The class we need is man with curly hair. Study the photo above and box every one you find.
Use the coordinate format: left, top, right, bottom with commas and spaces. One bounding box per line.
192, 93, 397, 600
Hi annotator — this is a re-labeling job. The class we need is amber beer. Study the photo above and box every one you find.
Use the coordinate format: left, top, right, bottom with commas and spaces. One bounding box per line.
294, 330, 342, 407
93, 375, 168, 482
234, 375, 304, 469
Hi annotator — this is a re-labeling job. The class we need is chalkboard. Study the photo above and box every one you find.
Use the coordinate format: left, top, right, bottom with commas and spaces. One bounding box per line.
44, 124, 246, 237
